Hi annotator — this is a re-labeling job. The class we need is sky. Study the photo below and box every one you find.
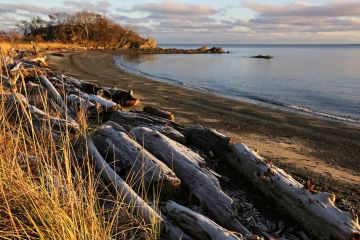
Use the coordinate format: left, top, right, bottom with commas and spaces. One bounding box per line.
0, 0, 359, 44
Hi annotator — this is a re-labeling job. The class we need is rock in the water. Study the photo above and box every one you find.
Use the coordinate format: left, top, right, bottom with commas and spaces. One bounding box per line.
250, 55, 273, 59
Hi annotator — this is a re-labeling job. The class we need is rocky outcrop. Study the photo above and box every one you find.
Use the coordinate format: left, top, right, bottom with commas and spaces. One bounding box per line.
128, 46, 229, 54
138, 38, 157, 49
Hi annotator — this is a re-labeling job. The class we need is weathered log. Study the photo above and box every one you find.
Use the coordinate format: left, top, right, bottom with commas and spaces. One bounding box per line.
86, 136, 164, 228
104, 111, 184, 137
91, 123, 180, 191
185, 124, 360, 240
38, 75, 74, 119
163, 201, 243, 240
143, 106, 175, 121
185, 124, 231, 156
67, 94, 97, 114
147, 125, 186, 145
129, 127, 253, 238
164, 220, 194, 240
107, 111, 158, 130
6, 93, 79, 132
61, 75, 100, 94
100, 121, 127, 133
98, 87, 139, 107
77, 90, 118, 111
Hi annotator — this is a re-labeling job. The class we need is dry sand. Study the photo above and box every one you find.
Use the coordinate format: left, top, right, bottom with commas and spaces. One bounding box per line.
49, 50, 360, 212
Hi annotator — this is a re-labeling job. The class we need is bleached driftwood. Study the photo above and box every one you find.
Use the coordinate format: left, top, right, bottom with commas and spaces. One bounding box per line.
77, 90, 118, 111
163, 201, 243, 240
107, 110, 158, 130
129, 127, 253, 238
6, 93, 79, 132
185, 124, 360, 240
67, 94, 97, 114
164, 221, 194, 240
38, 75, 74, 119
91, 123, 181, 191
106, 111, 183, 132
61, 75, 99, 94
146, 125, 186, 145
107, 110, 185, 139
86, 136, 163, 228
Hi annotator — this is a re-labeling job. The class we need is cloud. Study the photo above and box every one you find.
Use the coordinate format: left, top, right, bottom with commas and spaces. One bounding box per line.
242, 1, 360, 34
133, 1, 217, 16
0, 0, 359, 43
0, 3, 49, 14
243, 1, 360, 18
62, 0, 111, 13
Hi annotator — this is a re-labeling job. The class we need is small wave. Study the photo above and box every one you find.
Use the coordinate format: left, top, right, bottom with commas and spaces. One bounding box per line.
286, 104, 360, 124
115, 57, 185, 85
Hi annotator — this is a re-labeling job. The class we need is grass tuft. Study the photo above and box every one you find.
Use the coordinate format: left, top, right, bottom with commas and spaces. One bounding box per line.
0, 45, 160, 239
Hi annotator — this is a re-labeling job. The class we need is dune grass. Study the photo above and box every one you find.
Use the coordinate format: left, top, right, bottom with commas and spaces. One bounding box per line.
0, 42, 80, 55
0, 47, 160, 239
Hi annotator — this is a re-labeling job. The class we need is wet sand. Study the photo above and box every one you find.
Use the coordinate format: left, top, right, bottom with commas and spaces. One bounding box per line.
49, 50, 360, 212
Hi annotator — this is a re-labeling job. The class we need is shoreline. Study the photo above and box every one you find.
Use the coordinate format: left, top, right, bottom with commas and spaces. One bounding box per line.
49, 50, 359, 212
115, 55, 360, 127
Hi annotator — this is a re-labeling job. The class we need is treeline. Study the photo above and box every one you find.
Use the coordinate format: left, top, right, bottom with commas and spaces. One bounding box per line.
2, 11, 154, 48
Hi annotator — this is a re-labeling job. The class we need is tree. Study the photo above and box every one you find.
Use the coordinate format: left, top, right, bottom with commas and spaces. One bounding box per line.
17, 17, 47, 36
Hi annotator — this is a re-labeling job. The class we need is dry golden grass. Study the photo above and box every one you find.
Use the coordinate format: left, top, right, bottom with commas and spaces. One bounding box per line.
0, 42, 80, 55
0, 47, 160, 239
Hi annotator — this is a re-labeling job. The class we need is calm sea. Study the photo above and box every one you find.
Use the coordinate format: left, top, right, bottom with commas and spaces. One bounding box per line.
114, 44, 360, 125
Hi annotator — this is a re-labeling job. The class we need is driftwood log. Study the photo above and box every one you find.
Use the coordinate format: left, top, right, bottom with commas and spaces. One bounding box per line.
107, 110, 185, 143
75, 90, 118, 111
38, 75, 75, 119
98, 87, 139, 107
67, 94, 97, 112
163, 201, 243, 240
91, 122, 181, 191
86, 136, 164, 228
6, 93, 79, 132
143, 106, 175, 121
164, 220, 194, 240
185, 124, 360, 240
129, 127, 253, 238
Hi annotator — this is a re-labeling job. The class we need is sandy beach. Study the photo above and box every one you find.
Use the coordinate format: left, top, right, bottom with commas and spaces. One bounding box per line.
49, 50, 360, 212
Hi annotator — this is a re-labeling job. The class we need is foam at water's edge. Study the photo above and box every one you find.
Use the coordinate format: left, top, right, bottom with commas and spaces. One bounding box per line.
114, 56, 360, 126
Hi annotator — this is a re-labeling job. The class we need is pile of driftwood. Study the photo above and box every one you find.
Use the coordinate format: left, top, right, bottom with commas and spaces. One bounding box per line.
1, 49, 359, 240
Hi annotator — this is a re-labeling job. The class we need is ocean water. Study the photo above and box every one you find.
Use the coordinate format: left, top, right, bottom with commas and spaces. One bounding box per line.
114, 44, 360, 125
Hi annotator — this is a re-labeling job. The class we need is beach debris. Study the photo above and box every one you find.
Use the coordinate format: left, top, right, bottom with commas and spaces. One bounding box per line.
1, 47, 359, 240
130, 126, 253, 238
184, 124, 360, 240
143, 105, 175, 121
163, 200, 244, 240
91, 122, 181, 192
